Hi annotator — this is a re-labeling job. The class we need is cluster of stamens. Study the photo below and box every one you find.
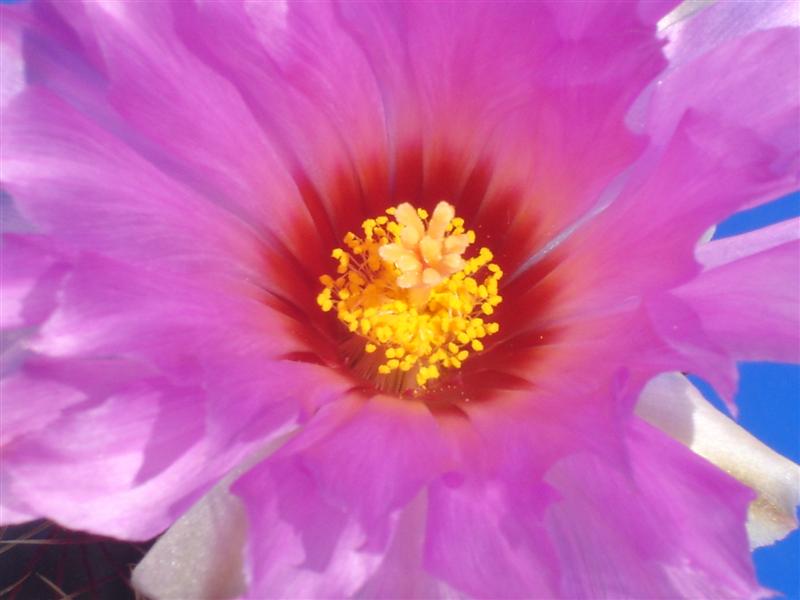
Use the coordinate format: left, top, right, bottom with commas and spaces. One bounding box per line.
317, 201, 502, 390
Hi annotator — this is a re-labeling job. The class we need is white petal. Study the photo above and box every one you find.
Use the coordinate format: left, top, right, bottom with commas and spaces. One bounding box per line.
132, 433, 294, 599
636, 372, 800, 549
658, 0, 715, 32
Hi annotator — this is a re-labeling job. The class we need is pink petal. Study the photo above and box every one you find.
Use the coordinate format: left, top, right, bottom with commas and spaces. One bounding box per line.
555, 110, 794, 311
1, 252, 352, 537
231, 454, 380, 598
355, 494, 464, 599
661, 0, 799, 68
544, 418, 765, 598
0, 234, 69, 331
231, 396, 451, 597
695, 217, 799, 269
1, 356, 114, 448
171, 0, 393, 227
676, 219, 800, 363
337, 1, 672, 271
0, 4, 24, 108
425, 478, 559, 598
131, 434, 293, 600
276, 395, 449, 530
2, 91, 274, 279
647, 26, 800, 206
2, 368, 214, 538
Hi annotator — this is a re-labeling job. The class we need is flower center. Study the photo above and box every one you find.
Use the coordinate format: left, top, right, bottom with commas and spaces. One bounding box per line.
317, 202, 503, 392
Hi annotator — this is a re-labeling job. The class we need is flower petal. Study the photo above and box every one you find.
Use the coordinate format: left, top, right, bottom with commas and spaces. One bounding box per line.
4, 2, 327, 274
0, 4, 24, 109
661, 0, 800, 68
637, 372, 800, 548
277, 395, 449, 530
355, 493, 464, 599
169, 0, 391, 234
676, 219, 800, 363
337, 1, 672, 272
647, 25, 800, 207
543, 106, 794, 325
175, 0, 676, 273
0, 234, 69, 332
545, 416, 765, 597
131, 470, 248, 600
2, 366, 213, 538
424, 477, 559, 598
230, 396, 452, 598
231, 456, 380, 598
131, 434, 293, 600
1, 90, 272, 280
1, 249, 352, 537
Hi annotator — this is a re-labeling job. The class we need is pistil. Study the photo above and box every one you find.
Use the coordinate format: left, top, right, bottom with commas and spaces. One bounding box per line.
317, 201, 502, 391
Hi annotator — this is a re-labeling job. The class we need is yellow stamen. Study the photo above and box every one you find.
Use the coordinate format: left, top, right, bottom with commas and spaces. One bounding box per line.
317, 201, 503, 390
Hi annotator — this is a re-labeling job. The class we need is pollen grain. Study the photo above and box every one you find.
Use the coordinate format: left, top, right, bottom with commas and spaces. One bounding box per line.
317, 201, 502, 391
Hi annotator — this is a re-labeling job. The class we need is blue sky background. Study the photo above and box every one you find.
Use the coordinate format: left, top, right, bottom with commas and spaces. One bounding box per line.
707, 191, 800, 599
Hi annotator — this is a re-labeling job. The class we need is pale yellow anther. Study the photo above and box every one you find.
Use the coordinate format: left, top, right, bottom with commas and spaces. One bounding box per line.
317, 201, 502, 390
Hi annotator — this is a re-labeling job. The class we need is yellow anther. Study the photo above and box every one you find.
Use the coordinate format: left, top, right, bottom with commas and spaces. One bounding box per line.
317, 201, 502, 389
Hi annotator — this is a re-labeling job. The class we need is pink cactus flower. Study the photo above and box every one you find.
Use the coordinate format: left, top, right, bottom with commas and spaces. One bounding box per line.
1, 1, 798, 598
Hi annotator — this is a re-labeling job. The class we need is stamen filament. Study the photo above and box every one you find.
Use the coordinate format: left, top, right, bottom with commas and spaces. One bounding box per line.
317, 202, 503, 391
